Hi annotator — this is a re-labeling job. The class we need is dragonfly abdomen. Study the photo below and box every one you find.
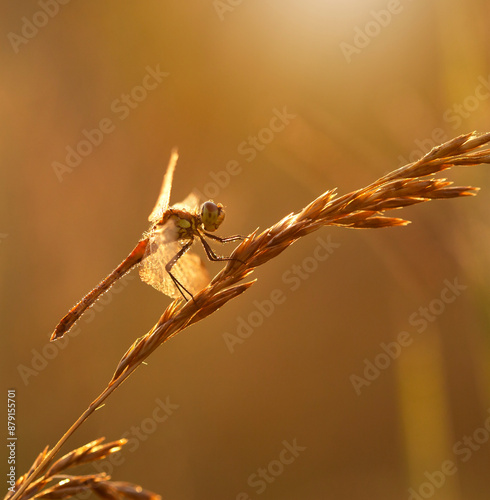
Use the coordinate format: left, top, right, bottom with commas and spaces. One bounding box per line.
50, 239, 149, 340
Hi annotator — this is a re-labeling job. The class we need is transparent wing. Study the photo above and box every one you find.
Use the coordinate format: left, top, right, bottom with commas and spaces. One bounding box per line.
139, 219, 210, 299
172, 191, 200, 212
148, 149, 179, 223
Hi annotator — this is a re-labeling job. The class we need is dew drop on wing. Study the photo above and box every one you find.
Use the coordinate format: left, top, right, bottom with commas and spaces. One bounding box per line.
139, 218, 210, 299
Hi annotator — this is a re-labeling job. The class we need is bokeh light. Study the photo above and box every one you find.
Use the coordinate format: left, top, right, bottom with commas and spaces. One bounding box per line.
2, 1, 489, 499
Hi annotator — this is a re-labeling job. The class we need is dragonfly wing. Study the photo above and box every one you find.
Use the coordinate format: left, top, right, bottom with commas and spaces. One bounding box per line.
164, 249, 211, 298
139, 219, 210, 298
148, 149, 179, 223
172, 192, 200, 212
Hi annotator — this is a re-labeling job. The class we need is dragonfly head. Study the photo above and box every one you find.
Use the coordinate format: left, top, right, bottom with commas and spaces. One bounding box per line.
200, 201, 225, 232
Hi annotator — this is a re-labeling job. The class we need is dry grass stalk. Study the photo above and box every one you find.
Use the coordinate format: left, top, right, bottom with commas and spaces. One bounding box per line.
9, 131, 490, 500
32, 474, 159, 500
114, 131, 490, 373
7, 439, 160, 500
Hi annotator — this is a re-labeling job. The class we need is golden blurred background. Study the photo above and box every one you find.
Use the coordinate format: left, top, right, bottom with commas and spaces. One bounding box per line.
2, 1, 490, 499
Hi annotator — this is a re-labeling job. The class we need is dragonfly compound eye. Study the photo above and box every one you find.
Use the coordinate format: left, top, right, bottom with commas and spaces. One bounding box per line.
201, 201, 225, 231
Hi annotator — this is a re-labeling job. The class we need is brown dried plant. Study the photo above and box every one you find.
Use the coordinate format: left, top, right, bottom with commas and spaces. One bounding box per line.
8, 131, 490, 500
6, 438, 160, 500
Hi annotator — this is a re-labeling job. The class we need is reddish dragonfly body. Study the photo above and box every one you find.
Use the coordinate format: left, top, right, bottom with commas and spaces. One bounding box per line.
51, 151, 242, 340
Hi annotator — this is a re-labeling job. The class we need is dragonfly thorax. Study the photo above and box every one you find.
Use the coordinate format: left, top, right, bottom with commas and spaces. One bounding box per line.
200, 201, 225, 232
51, 150, 243, 339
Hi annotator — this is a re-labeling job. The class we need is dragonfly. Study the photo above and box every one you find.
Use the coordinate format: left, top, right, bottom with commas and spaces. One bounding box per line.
51, 150, 243, 341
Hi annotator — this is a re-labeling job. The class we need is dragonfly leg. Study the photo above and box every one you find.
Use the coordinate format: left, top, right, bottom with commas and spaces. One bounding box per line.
165, 241, 195, 301
198, 233, 245, 265
202, 232, 244, 243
